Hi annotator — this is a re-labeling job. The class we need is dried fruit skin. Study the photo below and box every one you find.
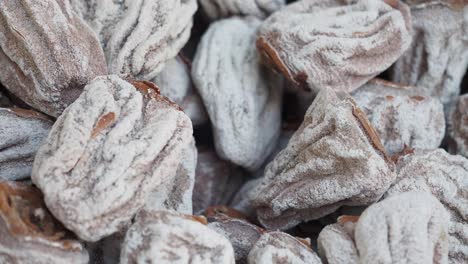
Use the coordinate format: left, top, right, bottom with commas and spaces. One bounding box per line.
71, 0, 197, 80
317, 219, 360, 264
352, 79, 445, 155
32, 76, 193, 242
0, 0, 107, 117
199, 0, 285, 20
450, 94, 468, 158
0, 108, 52, 180
120, 210, 235, 264
208, 217, 264, 264
390, 1, 468, 113
143, 137, 197, 215
355, 192, 450, 264
153, 56, 208, 126
248, 231, 322, 264
257, 0, 412, 92
318, 192, 451, 264
0, 181, 88, 263
192, 17, 283, 171
385, 149, 468, 263
192, 148, 246, 214
251, 89, 396, 230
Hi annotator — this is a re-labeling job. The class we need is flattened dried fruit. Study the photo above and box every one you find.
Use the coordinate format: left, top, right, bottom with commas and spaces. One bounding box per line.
0, 0, 107, 117
32, 76, 193, 241
120, 210, 235, 264
248, 231, 322, 264
0, 181, 88, 263
208, 215, 264, 263
257, 0, 412, 92
199, 0, 285, 20
450, 94, 468, 157
143, 137, 197, 214
385, 149, 468, 263
318, 192, 450, 264
192, 17, 283, 170
0, 108, 52, 180
317, 216, 360, 264
352, 79, 445, 155
153, 56, 208, 126
251, 89, 396, 230
355, 192, 450, 264
193, 147, 247, 215
71, 0, 197, 80
390, 1, 468, 113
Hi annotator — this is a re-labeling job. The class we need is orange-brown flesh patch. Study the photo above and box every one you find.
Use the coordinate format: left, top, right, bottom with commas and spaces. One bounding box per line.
410, 95, 425, 101
91, 112, 116, 139
0, 182, 81, 251
352, 104, 394, 167
204, 206, 249, 221
4, 107, 51, 121
337, 215, 360, 224
390, 145, 415, 164
256, 37, 310, 91
369, 78, 415, 90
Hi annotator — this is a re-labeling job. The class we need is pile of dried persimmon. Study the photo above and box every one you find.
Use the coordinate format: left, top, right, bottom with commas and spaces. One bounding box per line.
0, 0, 466, 263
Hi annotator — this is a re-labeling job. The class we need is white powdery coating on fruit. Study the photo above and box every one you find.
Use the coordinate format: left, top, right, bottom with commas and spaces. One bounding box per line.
352, 80, 445, 155
385, 149, 468, 263
192, 17, 283, 171
32, 75, 193, 242
248, 231, 321, 264
153, 56, 208, 126
0, 109, 52, 180
193, 148, 246, 214
251, 89, 396, 230
70, 0, 197, 80
317, 222, 359, 264
450, 94, 468, 158
0, 0, 107, 117
143, 137, 197, 215
121, 211, 235, 264
257, 0, 412, 93
200, 0, 285, 20
390, 1, 468, 114
356, 192, 450, 264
